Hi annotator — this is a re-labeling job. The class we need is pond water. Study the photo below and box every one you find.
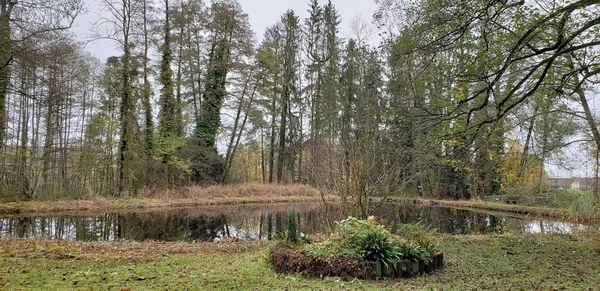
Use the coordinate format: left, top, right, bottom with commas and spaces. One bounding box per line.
0, 202, 595, 242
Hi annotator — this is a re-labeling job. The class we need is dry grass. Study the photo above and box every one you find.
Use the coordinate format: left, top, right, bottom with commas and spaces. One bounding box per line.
142, 183, 320, 199
0, 239, 265, 262
108, 202, 323, 221
0, 184, 332, 216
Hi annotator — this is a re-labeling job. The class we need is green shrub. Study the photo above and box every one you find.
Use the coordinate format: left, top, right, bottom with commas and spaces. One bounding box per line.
287, 212, 299, 244
269, 239, 295, 252
280, 217, 441, 268
417, 239, 439, 256
395, 223, 436, 242
329, 217, 404, 267
395, 223, 438, 259
398, 241, 428, 261
355, 228, 402, 267
550, 189, 584, 208
569, 193, 599, 221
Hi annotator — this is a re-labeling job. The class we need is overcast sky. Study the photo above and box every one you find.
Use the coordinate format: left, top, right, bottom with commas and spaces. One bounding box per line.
76, 0, 379, 62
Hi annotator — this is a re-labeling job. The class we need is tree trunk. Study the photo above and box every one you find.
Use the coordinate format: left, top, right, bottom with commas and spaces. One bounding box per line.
223, 71, 253, 181
225, 76, 260, 182
117, 10, 132, 195
0, 1, 13, 150
518, 106, 538, 180
175, 14, 184, 137
268, 80, 277, 183
142, 0, 154, 157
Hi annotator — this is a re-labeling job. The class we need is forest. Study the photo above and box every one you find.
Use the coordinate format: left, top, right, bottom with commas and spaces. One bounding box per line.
0, 0, 599, 211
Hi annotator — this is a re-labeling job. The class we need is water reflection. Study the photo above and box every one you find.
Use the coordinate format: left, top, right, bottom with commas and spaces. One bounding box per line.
0, 203, 595, 242
0, 204, 327, 242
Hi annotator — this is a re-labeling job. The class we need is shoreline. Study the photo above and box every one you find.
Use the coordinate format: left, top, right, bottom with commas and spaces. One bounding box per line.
0, 183, 329, 216
0, 195, 332, 216
370, 197, 598, 223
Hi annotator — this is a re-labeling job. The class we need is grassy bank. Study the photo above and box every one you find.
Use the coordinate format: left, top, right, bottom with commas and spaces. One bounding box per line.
431, 199, 569, 218
0, 184, 330, 215
0, 233, 598, 290
433, 199, 600, 223
383, 197, 598, 223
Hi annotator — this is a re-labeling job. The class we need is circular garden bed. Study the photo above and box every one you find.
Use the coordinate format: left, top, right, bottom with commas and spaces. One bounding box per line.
271, 249, 443, 280
269, 216, 445, 280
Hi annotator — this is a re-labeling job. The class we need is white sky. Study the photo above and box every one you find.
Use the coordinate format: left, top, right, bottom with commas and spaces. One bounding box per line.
75, 0, 379, 63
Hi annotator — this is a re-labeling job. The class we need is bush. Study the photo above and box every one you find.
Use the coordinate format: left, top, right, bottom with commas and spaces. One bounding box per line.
301, 240, 360, 258
550, 189, 584, 208
398, 241, 428, 261
274, 211, 309, 245
278, 217, 441, 269
395, 223, 436, 242
272, 217, 445, 279
301, 217, 404, 267
355, 226, 402, 266
569, 193, 599, 221
395, 223, 438, 259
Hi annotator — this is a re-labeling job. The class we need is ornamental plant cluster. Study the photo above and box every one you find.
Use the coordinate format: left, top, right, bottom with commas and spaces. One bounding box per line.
299, 217, 439, 269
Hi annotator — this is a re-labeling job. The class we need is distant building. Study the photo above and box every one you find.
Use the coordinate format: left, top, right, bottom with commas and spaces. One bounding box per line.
546, 177, 599, 190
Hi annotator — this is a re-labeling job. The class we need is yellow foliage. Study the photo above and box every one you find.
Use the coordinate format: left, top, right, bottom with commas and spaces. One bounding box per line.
228, 145, 264, 183
503, 139, 545, 187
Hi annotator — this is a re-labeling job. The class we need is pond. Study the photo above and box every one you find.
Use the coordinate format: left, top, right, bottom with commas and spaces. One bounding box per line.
0, 202, 595, 242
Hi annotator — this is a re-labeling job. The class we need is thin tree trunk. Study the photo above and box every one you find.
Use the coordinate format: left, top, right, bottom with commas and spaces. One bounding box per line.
117, 2, 133, 195
223, 71, 253, 179
224, 76, 260, 182
142, 0, 154, 157
0, 0, 14, 150
261, 125, 266, 183
268, 82, 277, 184
18, 62, 29, 196
518, 106, 538, 180
175, 15, 184, 137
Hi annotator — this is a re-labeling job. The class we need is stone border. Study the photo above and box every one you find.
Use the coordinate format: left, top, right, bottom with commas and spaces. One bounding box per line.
271, 250, 444, 280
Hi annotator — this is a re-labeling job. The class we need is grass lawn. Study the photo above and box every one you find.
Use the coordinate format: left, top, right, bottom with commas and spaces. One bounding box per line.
1, 233, 599, 290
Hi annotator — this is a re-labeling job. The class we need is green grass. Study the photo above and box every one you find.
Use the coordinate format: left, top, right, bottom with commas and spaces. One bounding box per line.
1, 233, 599, 290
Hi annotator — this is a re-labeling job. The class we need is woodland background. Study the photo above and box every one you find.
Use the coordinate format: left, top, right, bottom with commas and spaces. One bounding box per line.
0, 0, 599, 208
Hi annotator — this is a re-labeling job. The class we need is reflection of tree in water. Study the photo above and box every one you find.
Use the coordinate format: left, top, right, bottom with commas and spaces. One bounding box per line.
115, 212, 228, 241
378, 204, 507, 235
487, 215, 503, 233
187, 215, 228, 241
16, 217, 33, 238
0, 204, 583, 241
